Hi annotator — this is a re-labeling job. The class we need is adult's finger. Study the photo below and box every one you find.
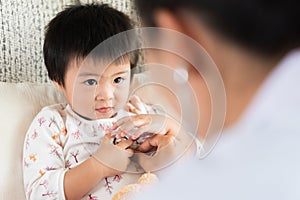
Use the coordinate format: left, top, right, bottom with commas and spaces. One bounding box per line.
135, 134, 168, 153
116, 138, 134, 150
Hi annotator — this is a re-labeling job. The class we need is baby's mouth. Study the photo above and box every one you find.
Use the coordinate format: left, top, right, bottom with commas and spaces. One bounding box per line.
96, 107, 112, 113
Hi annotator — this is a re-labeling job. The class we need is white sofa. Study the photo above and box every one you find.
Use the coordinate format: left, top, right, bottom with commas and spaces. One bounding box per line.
0, 83, 65, 199
0, 0, 136, 199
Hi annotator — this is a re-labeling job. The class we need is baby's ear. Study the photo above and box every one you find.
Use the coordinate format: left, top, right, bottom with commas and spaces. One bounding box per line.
53, 81, 64, 91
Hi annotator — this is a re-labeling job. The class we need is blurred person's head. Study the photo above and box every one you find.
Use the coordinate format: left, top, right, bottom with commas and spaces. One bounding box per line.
134, 0, 300, 138
135, 0, 300, 56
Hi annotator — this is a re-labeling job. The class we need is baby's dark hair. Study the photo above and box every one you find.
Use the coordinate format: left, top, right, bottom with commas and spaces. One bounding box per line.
43, 3, 138, 86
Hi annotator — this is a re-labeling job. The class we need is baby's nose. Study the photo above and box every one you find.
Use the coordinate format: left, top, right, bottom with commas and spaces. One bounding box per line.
95, 83, 114, 101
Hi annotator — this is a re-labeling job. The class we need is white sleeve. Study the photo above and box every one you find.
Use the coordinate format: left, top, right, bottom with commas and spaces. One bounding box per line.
184, 131, 204, 159
194, 137, 204, 159
23, 108, 67, 200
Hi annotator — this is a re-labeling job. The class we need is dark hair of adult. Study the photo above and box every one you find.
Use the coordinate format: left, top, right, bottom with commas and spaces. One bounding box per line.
134, 0, 300, 56
44, 3, 137, 86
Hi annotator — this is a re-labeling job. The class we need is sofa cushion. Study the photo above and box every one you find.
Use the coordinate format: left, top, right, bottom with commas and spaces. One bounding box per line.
0, 82, 65, 199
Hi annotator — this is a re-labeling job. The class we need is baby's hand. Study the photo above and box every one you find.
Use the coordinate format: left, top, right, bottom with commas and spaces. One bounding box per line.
92, 133, 133, 176
126, 95, 159, 114
112, 114, 168, 141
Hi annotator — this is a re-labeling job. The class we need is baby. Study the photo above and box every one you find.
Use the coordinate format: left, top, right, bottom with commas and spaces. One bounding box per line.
22, 3, 156, 199
23, 3, 194, 200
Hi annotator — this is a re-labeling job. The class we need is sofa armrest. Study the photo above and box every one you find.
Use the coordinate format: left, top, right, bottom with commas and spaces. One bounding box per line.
0, 82, 65, 199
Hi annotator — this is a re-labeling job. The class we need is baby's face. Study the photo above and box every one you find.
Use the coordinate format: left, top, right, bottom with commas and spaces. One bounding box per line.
61, 58, 131, 120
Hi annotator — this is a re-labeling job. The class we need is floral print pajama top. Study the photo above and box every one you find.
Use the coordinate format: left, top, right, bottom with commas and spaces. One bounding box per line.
23, 103, 143, 200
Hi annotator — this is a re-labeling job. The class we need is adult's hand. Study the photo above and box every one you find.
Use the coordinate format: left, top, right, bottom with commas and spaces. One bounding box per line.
135, 127, 196, 172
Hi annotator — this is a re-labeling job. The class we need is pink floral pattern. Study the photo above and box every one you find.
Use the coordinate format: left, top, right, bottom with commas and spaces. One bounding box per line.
23, 104, 142, 199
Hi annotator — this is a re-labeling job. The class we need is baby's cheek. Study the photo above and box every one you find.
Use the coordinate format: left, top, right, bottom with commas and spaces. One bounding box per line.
115, 87, 130, 107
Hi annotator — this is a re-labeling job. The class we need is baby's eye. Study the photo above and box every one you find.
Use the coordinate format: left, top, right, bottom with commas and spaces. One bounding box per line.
113, 77, 124, 84
84, 79, 97, 86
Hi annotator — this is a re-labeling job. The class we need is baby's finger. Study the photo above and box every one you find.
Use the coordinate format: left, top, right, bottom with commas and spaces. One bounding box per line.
128, 95, 141, 105
115, 130, 127, 139
126, 102, 139, 114
132, 115, 152, 127
104, 133, 113, 140
113, 116, 131, 128
129, 95, 147, 113
118, 121, 137, 135
128, 127, 148, 140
